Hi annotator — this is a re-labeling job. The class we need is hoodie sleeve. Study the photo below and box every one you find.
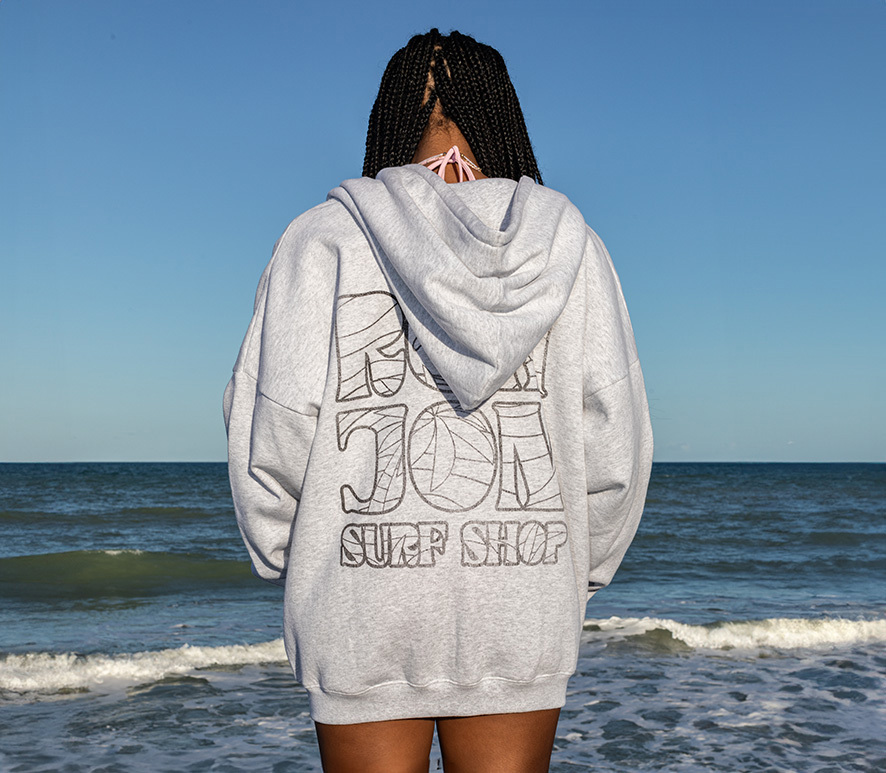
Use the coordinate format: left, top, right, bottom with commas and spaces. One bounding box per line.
223, 212, 337, 586
581, 229, 654, 602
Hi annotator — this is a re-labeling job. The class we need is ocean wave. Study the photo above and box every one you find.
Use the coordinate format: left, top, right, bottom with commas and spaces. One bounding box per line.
4, 615, 884, 697
0, 550, 254, 600
583, 615, 886, 652
0, 506, 224, 523
0, 640, 287, 695
0, 510, 39, 523
115, 505, 231, 521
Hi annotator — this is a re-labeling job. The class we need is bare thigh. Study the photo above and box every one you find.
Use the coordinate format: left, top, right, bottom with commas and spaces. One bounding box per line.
436, 708, 561, 773
315, 708, 560, 773
314, 717, 435, 773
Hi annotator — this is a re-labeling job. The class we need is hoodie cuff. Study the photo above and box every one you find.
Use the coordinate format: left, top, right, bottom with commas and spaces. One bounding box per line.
251, 563, 286, 588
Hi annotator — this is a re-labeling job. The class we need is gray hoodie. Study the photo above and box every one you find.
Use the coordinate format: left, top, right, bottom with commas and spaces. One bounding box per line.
224, 164, 653, 724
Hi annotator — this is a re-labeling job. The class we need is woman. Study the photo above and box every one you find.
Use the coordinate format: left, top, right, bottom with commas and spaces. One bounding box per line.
225, 29, 653, 772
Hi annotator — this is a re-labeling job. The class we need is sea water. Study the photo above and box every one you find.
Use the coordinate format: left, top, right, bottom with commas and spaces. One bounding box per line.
0, 462, 883, 772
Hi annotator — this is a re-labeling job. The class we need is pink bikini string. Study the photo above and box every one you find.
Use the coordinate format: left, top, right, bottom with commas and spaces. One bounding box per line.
418, 145, 480, 181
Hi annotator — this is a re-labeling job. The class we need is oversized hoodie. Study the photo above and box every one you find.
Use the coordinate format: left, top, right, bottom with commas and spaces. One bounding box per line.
224, 164, 653, 724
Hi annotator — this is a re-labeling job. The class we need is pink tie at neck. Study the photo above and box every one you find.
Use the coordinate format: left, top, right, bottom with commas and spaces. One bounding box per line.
417, 145, 481, 182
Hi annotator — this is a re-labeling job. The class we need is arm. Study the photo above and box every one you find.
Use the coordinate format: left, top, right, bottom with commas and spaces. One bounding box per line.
582, 229, 654, 601
224, 372, 317, 585
223, 212, 336, 585
583, 361, 653, 600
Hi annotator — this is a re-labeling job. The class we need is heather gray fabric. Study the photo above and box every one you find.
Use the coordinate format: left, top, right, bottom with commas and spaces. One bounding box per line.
224, 164, 653, 724
331, 166, 588, 410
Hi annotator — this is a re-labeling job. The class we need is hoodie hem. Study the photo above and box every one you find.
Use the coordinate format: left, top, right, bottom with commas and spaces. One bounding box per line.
306, 672, 572, 725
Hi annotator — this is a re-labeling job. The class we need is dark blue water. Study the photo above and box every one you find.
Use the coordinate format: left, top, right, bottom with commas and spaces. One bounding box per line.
1, 462, 884, 772
610, 463, 886, 623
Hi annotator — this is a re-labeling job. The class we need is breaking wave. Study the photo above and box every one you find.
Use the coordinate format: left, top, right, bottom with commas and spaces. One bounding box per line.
0, 550, 254, 600
4, 614, 885, 698
583, 615, 886, 652
0, 639, 287, 695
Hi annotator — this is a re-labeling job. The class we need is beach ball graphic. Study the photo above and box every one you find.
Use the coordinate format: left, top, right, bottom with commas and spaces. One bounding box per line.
408, 402, 496, 511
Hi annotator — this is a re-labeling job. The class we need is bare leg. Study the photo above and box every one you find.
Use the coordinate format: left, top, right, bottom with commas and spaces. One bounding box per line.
315, 718, 435, 773
436, 709, 561, 773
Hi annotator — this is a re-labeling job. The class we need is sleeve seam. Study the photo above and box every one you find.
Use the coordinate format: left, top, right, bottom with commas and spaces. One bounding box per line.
230, 368, 319, 419
232, 365, 259, 382
256, 385, 320, 419
585, 357, 641, 399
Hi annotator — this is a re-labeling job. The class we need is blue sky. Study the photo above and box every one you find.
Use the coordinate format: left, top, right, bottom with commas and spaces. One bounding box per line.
1, 0, 883, 462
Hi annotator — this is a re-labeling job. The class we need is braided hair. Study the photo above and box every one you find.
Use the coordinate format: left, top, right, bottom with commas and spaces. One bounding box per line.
363, 29, 542, 184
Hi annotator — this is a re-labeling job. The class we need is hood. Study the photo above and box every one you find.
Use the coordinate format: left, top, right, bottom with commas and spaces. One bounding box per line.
328, 164, 587, 410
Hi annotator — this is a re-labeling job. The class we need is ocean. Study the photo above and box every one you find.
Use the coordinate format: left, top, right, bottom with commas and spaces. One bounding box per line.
0, 462, 883, 772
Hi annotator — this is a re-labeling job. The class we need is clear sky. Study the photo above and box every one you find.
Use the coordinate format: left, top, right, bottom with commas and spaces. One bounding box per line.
1, 0, 883, 463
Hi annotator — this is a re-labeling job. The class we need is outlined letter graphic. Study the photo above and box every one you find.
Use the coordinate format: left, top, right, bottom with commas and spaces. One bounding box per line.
460, 520, 568, 567
405, 327, 455, 396
335, 292, 406, 402
340, 521, 448, 568
336, 405, 407, 514
499, 331, 550, 396
492, 402, 564, 511
408, 402, 497, 512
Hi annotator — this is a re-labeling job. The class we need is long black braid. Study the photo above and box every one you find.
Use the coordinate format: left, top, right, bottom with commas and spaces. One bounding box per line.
363, 29, 542, 184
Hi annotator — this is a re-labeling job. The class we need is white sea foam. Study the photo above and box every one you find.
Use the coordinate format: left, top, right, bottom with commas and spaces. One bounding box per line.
584, 615, 886, 651
0, 639, 287, 694
4, 615, 884, 697
101, 549, 144, 556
